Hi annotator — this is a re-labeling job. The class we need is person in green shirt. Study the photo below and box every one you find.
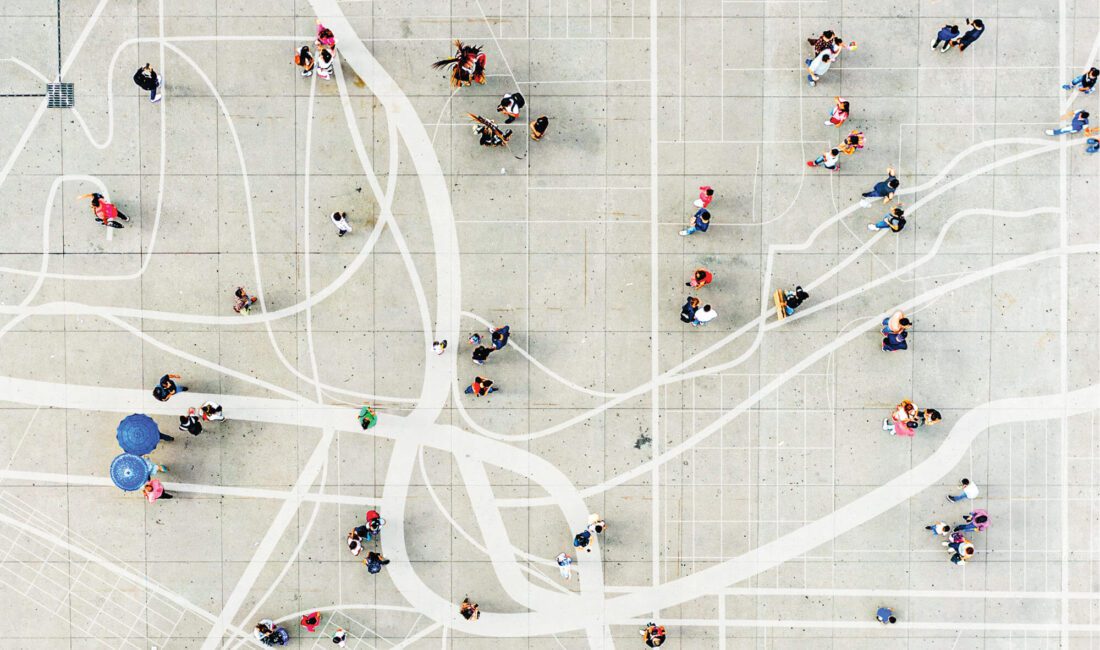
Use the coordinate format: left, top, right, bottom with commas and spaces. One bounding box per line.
358, 406, 377, 430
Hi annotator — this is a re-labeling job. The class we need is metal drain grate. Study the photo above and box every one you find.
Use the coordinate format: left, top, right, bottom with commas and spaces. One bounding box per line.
45, 82, 73, 108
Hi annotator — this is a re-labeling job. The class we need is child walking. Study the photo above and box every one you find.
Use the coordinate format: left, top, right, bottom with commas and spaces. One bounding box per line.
807, 147, 841, 171
825, 96, 849, 126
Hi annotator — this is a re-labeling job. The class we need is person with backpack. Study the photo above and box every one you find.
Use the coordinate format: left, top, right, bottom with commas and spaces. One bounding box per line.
573, 529, 593, 553
497, 92, 525, 123
178, 407, 203, 435
363, 551, 390, 574
78, 192, 129, 228
293, 45, 314, 76
868, 207, 906, 232
680, 296, 700, 324
782, 286, 809, 317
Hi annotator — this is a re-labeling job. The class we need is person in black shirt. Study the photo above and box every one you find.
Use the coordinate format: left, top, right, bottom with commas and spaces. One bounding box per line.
133, 63, 162, 103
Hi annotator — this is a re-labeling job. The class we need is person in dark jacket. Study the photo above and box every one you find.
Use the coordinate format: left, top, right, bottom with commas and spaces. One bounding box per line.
679, 208, 710, 236
133, 63, 162, 102
490, 325, 511, 350
953, 18, 984, 52
471, 345, 494, 365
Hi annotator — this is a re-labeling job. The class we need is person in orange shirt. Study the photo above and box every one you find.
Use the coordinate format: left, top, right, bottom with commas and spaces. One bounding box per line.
686, 268, 713, 289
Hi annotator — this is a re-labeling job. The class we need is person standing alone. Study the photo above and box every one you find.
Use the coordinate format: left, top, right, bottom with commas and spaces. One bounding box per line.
133, 63, 162, 103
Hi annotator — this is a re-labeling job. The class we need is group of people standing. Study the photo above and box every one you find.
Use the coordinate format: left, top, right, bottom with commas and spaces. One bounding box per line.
293, 21, 338, 79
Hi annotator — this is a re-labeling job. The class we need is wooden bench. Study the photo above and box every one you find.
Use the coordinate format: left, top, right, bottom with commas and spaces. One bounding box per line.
773, 289, 787, 320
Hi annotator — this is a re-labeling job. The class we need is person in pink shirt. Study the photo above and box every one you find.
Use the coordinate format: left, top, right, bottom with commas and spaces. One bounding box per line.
143, 479, 173, 502
694, 186, 714, 209
954, 509, 989, 533
315, 20, 336, 50
825, 96, 849, 126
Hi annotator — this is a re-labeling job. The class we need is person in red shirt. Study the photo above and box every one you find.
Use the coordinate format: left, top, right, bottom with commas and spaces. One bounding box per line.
693, 186, 714, 208
686, 268, 713, 289
300, 612, 321, 632
464, 376, 498, 396
78, 192, 129, 228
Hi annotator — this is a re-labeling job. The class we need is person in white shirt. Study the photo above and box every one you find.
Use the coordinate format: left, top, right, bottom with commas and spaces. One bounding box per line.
947, 478, 979, 502
692, 304, 717, 326
330, 211, 351, 237
805, 51, 832, 86
556, 552, 573, 579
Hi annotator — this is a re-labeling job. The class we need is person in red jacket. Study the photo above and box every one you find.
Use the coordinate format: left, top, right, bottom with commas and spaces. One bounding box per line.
464, 376, 498, 396
693, 185, 714, 208
686, 268, 713, 289
78, 192, 129, 228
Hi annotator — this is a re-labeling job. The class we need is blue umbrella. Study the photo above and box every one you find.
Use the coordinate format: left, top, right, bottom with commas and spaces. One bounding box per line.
110, 453, 151, 491
116, 413, 161, 455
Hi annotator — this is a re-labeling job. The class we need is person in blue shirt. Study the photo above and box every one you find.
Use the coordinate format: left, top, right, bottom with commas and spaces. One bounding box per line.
679, 208, 710, 236
1046, 110, 1090, 136
875, 607, 897, 624
953, 18, 984, 52
931, 24, 959, 52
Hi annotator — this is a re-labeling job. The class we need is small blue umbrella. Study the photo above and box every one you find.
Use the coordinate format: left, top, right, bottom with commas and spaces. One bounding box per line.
110, 453, 151, 491
116, 413, 161, 455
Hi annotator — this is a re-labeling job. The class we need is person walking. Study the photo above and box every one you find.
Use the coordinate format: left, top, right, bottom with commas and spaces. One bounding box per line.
459, 597, 480, 620
911, 407, 942, 431
143, 478, 172, 502
363, 551, 390, 574
556, 552, 573, 579
805, 50, 833, 87
1046, 110, 1090, 136
694, 185, 715, 209
947, 478, 980, 502
530, 116, 550, 140
364, 509, 385, 540
201, 401, 225, 421
825, 96, 849, 127
255, 620, 276, 645
347, 526, 367, 556
433, 340, 448, 355
294, 45, 314, 76
471, 345, 494, 365
465, 376, 497, 396
133, 63, 162, 103
641, 622, 667, 647
178, 407, 203, 435
807, 147, 841, 171
490, 325, 511, 350
860, 167, 899, 206
497, 92, 525, 124
691, 304, 717, 327
680, 296, 700, 324
587, 514, 607, 536
875, 607, 896, 624
954, 509, 990, 533
925, 521, 952, 537
78, 192, 129, 228
153, 373, 187, 401
1063, 67, 1100, 95
233, 287, 258, 314
331, 629, 348, 647
686, 268, 713, 289
679, 208, 710, 236
358, 405, 377, 429
953, 18, 985, 52
868, 207, 906, 232
330, 211, 351, 237
931, 23, 960, 51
